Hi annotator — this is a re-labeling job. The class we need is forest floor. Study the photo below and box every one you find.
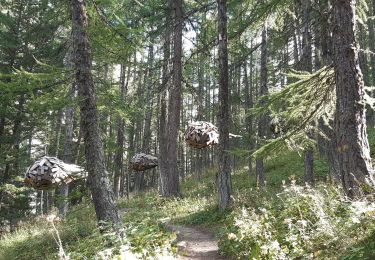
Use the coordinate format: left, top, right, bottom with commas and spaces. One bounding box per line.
165, 223, 224, 260
2, 134, 375, 259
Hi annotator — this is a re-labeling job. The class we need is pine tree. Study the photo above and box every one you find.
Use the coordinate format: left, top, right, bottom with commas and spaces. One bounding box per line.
160, 0, 182, 197
332, 0, 375, 197
71, 0, 120, 228
217, 0, 232, 210
256, 24, 268, 187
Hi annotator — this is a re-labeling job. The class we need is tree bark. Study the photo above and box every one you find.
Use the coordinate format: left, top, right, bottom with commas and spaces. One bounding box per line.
158, 6, 171, 195
256, 25, 268, 187
332, 0, 375, 197
370, 0, 375, 87
217, 0, 232, 210
301, 0, 314, 185
58, 85, 75, 218
135, 44, 155, 192
71, 0, 120, 228
244, 60, 253, 177
113, 63, 129, 198
160, 0, 182, 197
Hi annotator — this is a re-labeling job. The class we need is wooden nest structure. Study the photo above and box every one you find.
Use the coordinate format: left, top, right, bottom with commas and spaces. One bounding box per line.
24, 157, 85, 190
184, 121, 219, 149
184, 121, 242, 149
270, 117, 286, 137
130, 153, 158, 171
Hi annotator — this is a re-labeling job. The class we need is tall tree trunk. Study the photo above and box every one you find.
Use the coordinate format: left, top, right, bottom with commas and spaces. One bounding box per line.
135, 44, 155, 192
217, 0, 231, 210
370, 0, 375, 87
54, 110, 63, 158
332, 0, 375, 197
158, 6, 170, 196
114, 63, 129, 198
301, 0, 314, 185
314, 0, 335, 178
244, 60, 253, 177
71, 0, 120, 228
160, 0, 182, 197
256, 25, 268, 187
58, 82, 75, 218
366, 0, 375, 127
358, 25, 370, 86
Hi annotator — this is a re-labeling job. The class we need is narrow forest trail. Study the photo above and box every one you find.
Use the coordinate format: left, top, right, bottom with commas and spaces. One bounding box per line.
119, 209, 225, 259
165, 224, 226, 260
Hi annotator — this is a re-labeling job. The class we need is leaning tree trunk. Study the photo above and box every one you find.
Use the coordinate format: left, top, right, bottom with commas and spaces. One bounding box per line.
217, 0, 232, 210
256, 25, 268, 187
160, 0, 182, 197
71, 0, 120, 228
332, 0, 375, 197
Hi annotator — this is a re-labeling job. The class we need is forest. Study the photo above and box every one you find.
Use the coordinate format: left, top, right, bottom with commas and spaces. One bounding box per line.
1, 0, 375, 259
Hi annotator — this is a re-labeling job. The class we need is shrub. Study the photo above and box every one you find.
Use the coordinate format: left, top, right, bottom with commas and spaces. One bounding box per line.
219, 183, 375, 259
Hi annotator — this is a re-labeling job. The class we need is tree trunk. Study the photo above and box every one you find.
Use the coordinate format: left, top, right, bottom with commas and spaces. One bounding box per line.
217, 0, 232, 210
135, 44, 155, 192
256, 25, 268, 187
244, 60, 253, 177
358, 24, 370, 86
114, 63, 130, 198
160, 0, 182, 197
370, 0, 375, 87
71, 0, 120, 228
367, 0, 375, 127
58, 85, 75, 218
158, 7, 170, 196
301, 0, 314, 185
332, 0, 375, 197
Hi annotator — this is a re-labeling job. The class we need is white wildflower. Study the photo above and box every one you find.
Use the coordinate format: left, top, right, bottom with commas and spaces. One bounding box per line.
351, 216, 360, 224
228, 233, 237, 240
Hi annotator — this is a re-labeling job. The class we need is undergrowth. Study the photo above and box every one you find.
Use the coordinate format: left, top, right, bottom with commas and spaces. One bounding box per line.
1, 148, 375, 259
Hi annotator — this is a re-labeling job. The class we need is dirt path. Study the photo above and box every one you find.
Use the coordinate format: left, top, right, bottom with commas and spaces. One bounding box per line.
165, 224, 226, 260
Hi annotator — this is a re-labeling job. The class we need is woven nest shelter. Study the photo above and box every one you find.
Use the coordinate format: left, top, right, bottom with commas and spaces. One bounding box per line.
184, 121, 219, 148
184, 121, 242, 149
24, 157, 85, 190
270, 117, 287, 137
130, 153, 158, 171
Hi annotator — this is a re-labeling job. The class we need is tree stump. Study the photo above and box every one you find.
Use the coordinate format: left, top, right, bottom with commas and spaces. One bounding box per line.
24, 157, 85, 190
130, 153, 158, 171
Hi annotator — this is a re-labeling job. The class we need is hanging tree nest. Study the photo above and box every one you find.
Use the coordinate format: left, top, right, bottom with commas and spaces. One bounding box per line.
184, 121, 242, 149
130, 153, 158, 171
270, 116, 287, 137
184, 121, 219, 149
24, 157, 85, 190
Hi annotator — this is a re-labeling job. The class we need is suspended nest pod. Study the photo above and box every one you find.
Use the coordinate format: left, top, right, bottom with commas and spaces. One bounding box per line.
24, 157, 85, 190
184, 121, 219, 149
270, 117, 287, 137
130, 153, 158, 171
184, 121, 242, 149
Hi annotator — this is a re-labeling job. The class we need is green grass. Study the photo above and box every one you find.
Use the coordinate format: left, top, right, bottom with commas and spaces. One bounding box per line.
1, 141, 375, 259
342, 229, 375, 260
0, 204, 107, 260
